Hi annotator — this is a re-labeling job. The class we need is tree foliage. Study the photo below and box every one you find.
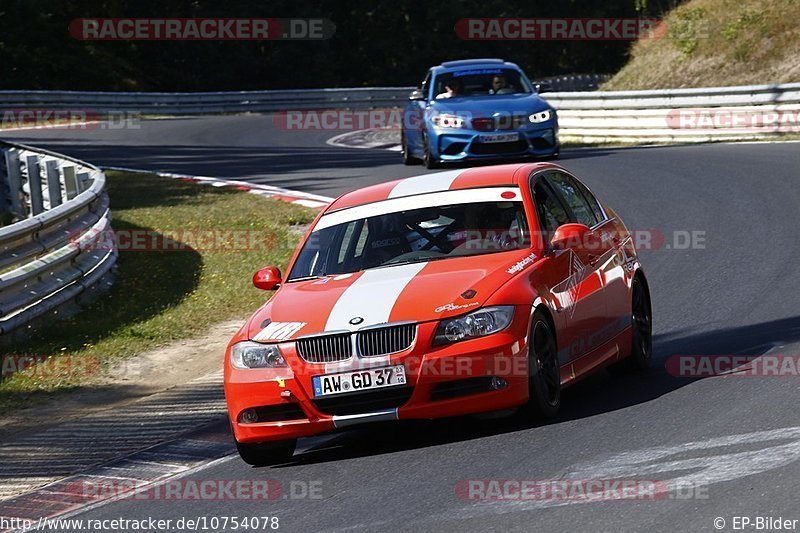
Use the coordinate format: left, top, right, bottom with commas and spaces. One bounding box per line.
0, 0, 681, 90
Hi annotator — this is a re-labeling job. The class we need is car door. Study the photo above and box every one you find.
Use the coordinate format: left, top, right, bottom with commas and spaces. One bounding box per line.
540, 171, 620, 374
529, 176, 604, 380
560, 173, 633, 339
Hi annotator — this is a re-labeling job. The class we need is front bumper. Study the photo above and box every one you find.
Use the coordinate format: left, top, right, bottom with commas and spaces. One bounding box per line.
430, 124, 558, 161
225, 308, 531, 444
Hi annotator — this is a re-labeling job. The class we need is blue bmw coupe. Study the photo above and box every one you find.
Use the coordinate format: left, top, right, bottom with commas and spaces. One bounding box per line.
401, 59, 559, 168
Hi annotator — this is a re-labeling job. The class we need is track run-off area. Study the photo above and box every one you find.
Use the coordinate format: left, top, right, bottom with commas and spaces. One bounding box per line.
3, 115, 800, 532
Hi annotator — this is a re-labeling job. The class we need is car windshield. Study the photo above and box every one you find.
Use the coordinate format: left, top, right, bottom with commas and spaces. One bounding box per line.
288, 200, 530, 281
433, 68, 533, 99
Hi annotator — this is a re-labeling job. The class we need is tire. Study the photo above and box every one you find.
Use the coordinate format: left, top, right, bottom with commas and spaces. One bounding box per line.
235, 438, 297, 467
523, 310, 561, 419
401, 131, 418, 165
628, 276, 653, 370
422, 132, 440, 169
609, 275, 653, 373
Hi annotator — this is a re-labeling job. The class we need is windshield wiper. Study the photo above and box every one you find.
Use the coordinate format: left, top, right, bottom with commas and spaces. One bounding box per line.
286, 274, 325, 283
381, 255, 450, 268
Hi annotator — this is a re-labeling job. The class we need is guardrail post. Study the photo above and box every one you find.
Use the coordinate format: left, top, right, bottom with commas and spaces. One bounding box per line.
45, 160, 63, 208
0, 151, 9, 221
76, 172, 90, 192
4, 150, 24, 218
26, 155, 44, 216
63, 165, 79, 200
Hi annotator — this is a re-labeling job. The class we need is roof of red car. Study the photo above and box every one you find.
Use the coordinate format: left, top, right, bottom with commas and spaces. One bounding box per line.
326, 162, 557, 212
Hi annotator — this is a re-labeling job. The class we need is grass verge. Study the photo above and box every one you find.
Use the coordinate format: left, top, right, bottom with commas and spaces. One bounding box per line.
0, 171, 316, 415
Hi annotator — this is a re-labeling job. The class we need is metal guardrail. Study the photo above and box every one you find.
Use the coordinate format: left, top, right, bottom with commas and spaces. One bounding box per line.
542, 82, 800, 142
4, 80, 794, 142
0, 77, 606, 116
0, 142, 116, 336
540, 74, 610, 92
0, 88, 414, 114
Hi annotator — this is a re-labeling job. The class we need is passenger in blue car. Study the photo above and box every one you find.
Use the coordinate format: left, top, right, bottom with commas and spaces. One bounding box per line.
436, 78, 463, 99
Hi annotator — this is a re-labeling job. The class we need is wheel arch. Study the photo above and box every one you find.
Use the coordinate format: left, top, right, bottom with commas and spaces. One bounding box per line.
531, 302, 558, 355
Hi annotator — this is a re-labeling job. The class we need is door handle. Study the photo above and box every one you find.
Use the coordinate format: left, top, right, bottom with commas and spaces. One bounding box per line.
587, 253, 600, 266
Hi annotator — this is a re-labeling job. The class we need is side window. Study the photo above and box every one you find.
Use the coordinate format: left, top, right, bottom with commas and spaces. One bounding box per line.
572, 178, 605, 223
421, 71, 432, 99
547, 172, 600, 227
532, 180, 570, 242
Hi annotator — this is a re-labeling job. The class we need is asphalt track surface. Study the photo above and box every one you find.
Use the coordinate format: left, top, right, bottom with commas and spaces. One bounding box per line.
5, 117, 800, 532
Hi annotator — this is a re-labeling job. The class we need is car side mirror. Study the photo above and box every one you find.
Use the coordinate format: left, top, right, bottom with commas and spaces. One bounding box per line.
409, 88, 426, 101
550, 223, 593, 251
253, 266, 282, 291
534, 82, 554, 94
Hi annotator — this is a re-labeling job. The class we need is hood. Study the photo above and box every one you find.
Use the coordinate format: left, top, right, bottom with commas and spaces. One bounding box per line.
429, 93, 551, 116
245, 249, 536, 342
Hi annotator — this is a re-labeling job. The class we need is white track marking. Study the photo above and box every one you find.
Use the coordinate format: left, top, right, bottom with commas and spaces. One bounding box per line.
323, 425, 800, 532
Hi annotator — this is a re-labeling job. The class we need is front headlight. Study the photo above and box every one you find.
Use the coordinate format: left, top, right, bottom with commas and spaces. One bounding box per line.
434, 306, 515, 345
432, 113, 466, 128
230, 341, 287, 369
529, 110, 553, 123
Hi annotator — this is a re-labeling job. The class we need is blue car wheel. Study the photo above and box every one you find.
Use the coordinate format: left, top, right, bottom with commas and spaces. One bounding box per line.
422, 131, 440, 169
401, 130, 420, 166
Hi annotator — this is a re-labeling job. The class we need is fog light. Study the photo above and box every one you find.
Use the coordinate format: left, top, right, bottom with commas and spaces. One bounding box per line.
490, 376, 508, 390
239, 409, 258, 424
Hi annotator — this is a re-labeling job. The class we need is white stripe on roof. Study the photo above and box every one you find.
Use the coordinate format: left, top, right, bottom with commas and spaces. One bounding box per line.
314, 187, 521, 231
388, 169, 464, 198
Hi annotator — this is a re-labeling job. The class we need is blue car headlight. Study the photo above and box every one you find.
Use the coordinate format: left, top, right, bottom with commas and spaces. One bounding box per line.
434, 306, 515, 345
529, 110, 553, 124
432, 113, 467, 129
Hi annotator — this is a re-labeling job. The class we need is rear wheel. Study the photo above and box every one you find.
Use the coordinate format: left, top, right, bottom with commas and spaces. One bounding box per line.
628, 276, 653, 369
235, 438, 296, 467
524, 311, 561, 419
609, 275, 653, 373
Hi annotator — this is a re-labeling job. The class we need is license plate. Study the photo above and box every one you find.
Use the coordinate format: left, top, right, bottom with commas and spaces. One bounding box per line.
312, 365, 407, 397
478, 132, 519, 143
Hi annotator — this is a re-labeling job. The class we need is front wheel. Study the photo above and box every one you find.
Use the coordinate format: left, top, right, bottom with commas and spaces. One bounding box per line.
235, 438, 296, 467
401, 131, 418, 165
422, 132, 440, 169
523, 310, 561, 419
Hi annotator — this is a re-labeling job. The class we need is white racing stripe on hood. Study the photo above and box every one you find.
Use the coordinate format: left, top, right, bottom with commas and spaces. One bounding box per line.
325, 262, 428, 331
388, 169, 463, 198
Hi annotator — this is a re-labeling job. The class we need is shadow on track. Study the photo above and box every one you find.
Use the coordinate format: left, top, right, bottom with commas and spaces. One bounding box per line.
258, 315, 800, 468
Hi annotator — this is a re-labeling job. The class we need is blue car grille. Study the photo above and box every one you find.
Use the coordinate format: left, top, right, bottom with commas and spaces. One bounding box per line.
471, 116, 526, 131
